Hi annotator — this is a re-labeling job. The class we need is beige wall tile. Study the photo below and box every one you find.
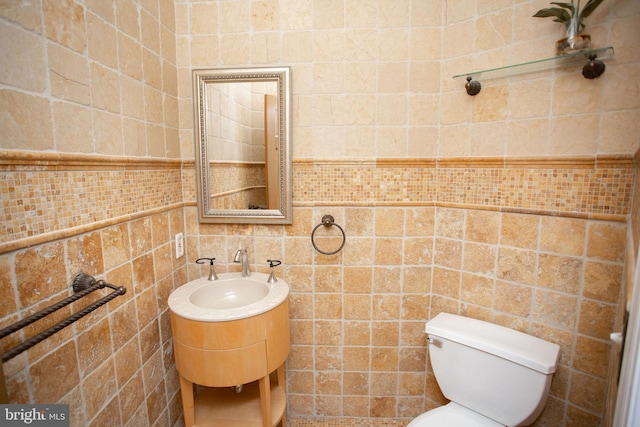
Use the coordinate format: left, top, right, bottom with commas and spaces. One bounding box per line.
537, 253, 582, 294
497, 247, 536, 285
15, 243, 66, 307
373, 266, 401, 293
432, 267, 460, 299
552, 74, 603, 115
1, 90, 54, 150
67, 232, 104, 277
374, 238, 403, 265
540, 217, 586, 256
118, 32, 143, 80
0, 257, 17, 317
43, 0, 86, 52
533, 289, 578, 330
403, 266, 431, 294
376, 208, 405, 236
141, 10, 160, 54
465, 210, 500, 244
344, 267, 373, 293
476, 10, 512, 51
549, 114, 599, 155
87, 11, 117, 68
28, 343, 78, 403
442, 20, 475, 58
0, 0, 42, 31
372, 321, 399, 347
82, 359, 117, 419
578, 300, 617, 341
373, 295, 400, 320
48, 42, 90, 104
461, 272, 494, 308
494, 280, 532, 317
189, 35, 220, 68
404, 238, 434, 266
434, 238, 462, 269
568, 371, 607, 414
401, 294, 429, 321
435, 208, 465, 239
142, 48, 162, 90
115, 0, 140, 40
93, 109, 123, 154
316, 294, 343, 319
500, 213, 539, 249
506, 118, 551, 156
90, 63, 121, 113
587, 222, 626, 262
583, 261, 623, 303
220, 33, 250, 65
463, 242, 496, 275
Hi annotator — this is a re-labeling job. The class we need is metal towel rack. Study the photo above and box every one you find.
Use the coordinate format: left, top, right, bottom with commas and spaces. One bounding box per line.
0, 273, 126, 363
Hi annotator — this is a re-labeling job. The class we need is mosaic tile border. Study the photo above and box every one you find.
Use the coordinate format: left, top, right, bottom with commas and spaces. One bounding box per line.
292, 157, 635, 221
0, 151, 634, 254
0, 152, 185, 253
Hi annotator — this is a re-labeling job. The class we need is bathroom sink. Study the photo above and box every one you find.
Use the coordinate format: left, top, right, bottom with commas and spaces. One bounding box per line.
168, 272, 289, 322
189, 278, 269, 309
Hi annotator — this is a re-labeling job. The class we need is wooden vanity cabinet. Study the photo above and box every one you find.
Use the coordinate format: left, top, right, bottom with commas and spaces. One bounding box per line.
171, 298, 290, 427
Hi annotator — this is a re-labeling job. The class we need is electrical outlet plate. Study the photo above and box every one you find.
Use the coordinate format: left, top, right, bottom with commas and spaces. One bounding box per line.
175, 233, 184, 258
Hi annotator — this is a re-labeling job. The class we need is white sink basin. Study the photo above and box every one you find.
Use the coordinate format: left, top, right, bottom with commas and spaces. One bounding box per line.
168, 272, 289, 322
189, 278, 269, 309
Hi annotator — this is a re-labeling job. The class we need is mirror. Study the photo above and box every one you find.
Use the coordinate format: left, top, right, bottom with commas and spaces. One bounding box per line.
193, 67, 292, 224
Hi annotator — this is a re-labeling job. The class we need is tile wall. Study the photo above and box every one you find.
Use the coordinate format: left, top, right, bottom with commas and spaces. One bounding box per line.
185, 199, 628, 426
1, 1, 186, 426
1, 207, 188, 427
1, 1, 639, 427
175, 1, 640, 425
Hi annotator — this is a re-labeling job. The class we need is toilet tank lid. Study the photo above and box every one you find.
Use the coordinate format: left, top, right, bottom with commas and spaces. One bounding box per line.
426, 313, 560, 374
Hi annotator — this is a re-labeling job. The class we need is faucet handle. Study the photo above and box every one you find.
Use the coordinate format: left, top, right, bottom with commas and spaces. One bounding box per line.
267, 260, 281, 283
196, 257, 218, 281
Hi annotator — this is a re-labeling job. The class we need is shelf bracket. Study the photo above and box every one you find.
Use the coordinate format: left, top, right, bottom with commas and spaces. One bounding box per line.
582, 55, 606, 79
465, 77, 482, 96
454, 46, 614, 96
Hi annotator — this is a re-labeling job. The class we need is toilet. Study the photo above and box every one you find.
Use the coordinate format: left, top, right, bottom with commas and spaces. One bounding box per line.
409, 313, 560, 427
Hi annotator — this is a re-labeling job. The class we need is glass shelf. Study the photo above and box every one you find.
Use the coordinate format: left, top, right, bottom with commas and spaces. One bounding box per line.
453, 46, 614, 82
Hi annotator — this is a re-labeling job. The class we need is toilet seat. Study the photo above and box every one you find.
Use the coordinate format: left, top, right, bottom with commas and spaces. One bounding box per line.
408, 403, 504, 427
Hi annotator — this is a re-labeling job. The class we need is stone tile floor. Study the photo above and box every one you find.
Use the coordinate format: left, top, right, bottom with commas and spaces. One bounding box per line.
287, 419, 407, 427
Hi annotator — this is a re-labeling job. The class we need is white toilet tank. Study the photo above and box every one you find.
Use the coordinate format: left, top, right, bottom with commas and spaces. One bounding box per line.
426, 313, 560, 426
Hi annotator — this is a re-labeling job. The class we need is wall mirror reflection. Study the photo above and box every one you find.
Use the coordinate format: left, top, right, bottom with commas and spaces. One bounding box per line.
193, 67, 292, 224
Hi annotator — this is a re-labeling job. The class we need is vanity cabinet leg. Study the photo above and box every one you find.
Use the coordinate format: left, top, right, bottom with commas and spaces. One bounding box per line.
259, 374, 272, 427
277, 364, 286, 427
179, 374, 195, 427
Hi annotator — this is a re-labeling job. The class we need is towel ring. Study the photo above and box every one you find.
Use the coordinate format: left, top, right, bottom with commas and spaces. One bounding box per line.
311, 215, 346, 255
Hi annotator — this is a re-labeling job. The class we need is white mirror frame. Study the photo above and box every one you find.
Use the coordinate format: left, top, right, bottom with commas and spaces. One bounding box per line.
192, 67, 292, 224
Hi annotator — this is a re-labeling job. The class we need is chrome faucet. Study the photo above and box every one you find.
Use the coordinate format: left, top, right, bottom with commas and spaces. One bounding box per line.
233, 248, 250, 277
